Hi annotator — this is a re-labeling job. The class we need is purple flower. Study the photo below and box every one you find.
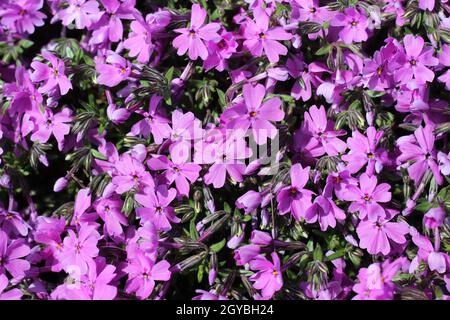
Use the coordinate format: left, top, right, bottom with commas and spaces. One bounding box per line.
202, 132, 251, 188
419, 0, 435, 11
223, 83, 284, 145
52, 258, 117, 300
204, 31, 238, 71
249, 252, 283, 299
393, 35, 439, 87
352, 259, 404, 300
294, 105, 346, 158
90, 0, 135, 44
356, 217, 409, 255
96, 51, 131, 87
234, 245, 261, 266
410, 232, 449, 274
123, 15, 155, 63
344, 173, 392, 221
277, 164, 314, 220
324, 165, 358, 201
330, 8, 368, 44
236, 190, 262, 214
292, 0, 329, 24
172, 4, 221, 60
341, 126, 386, 176
135, 185, 179, 231
0, 274, 22, 300
305, 194, 346, 231
0, 209, 29, 237
243, 10, 292, 63
59, 224, 100, 275
397, 125, 443, 186
168, 110, 201, 164
423, 206, 445, 229
94, 196, 127, 237
2, 67, 42, 115
363, 43, 396, 90
30, 51, 72, 95
129, 95, 171, 144
30, 108, 72, 151
54, 0, 100, 29
124, 251, 171, 300
147, 155, 201, 197
0, 230, 30, 279
111, 153, 154, 194
0, 0, 46, 34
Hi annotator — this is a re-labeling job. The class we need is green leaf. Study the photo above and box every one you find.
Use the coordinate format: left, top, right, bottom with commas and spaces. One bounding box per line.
414, 201, 436, 212
91, 149, 107, 160
190, 218, 199, 240
313, 244, 323, 261
316, 44, 332, 56
325, 248, 346, 261
217, 89, 226, 108
197, 264, 204, 283
19, 39, 34, 49
165, 66, 175, 82
210, 239, 226, 253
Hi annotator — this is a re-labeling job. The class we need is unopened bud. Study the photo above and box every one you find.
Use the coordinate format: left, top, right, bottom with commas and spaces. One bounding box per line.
54, 177, 69, 192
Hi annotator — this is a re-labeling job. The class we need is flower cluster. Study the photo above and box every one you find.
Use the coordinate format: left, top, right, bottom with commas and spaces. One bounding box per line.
0, 0, 450, 300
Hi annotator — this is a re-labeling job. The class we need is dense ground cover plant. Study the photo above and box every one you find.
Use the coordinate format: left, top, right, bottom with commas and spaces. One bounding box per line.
0, 0, 450, 300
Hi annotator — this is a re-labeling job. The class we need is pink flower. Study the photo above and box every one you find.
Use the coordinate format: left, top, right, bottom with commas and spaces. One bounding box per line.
423, 206, 445, 229
135, 185, 179, 231
30, 108, 72, 151
305, 194, 346, 231
222, 83, 284, 145
147, 155, 201, 197
324, 165, 358, 201
168, 110, 202, 164
2, 67, 42, 115
52, 258, 117, 300
236, 190, 262, 214
0, 209, 29, 237
203, 31, 238, 71
249, 252, 283, 299
294, 105, 346, 158
277, 164, 314, 220
59, 224, 100, 274
341, 126, 386, 176
0, 274, 22, 300
397, 125, 443, 186
419, 0, 435, 11
96, 51, 131, 87
94, 196, 127, 237
129, 95, 171, 144
203, 133, 251, 189
124, 251, 171, 300
111, 153, 154, 194
0, 0, 46, 34
344, 173, 391, 221
330, 8, 368, 44
0, 230, 30, 279
30, 51, 72, 95
91, 0, 135, 43
356, 217, 409, 255
410, 232, 449, 274
172, 4, 221, 60
393, 35, 439, 87
243, 10, 292, 63
123, 15, 155, 63
54, 0, 100, 29
352, 259, 405, 300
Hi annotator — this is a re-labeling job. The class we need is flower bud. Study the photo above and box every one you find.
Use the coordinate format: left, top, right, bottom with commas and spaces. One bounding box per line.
53, 177, 69, 192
